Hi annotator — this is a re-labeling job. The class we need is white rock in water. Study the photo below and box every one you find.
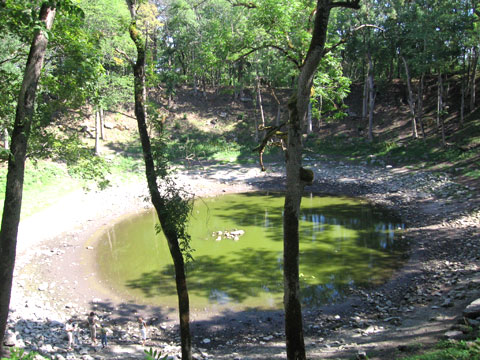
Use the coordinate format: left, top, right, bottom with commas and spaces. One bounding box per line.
230, 230, 245, 236
202, 338, 211, 344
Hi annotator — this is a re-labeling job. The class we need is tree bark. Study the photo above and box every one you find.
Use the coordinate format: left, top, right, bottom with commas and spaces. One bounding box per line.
367, 51, 375, 142
283, 1, 360, 359
417, 73, 425, 140
362, 73, 368, 121
401, 56, 418, 139
0, 3, 56, 355
100, 108, 105, 140
438, 74, 446, 147
3, 128, 8, 150
461, 74, 465, 128
470, 46, 478, 112
95, 110, 101, 155
126, 2, 192, 359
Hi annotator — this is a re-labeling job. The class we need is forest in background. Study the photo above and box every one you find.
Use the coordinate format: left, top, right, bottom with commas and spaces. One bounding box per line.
0, 0, 479, 185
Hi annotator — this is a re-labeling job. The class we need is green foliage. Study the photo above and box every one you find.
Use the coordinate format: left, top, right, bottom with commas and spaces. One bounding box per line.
149, 107, 195, 263
144, 348, 168, 360
311, 51, 351, 122
0, 347, 44, 360
401, 339, 480, 360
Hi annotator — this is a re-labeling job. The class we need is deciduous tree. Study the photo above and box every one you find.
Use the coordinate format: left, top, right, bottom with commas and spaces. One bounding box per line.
0, 2, 57, 354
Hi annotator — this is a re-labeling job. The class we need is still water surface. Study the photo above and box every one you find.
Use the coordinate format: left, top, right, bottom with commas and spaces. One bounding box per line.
95, 192, 405, 310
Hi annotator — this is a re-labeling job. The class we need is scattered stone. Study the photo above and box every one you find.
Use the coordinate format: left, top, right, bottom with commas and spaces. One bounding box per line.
3, 331, 16, 347
356, 350, 368, 359
444, 330, 464, 340
464, 298, 480, 319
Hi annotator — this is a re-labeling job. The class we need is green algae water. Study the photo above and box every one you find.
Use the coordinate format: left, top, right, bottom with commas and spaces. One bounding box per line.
95, 192, 405, 311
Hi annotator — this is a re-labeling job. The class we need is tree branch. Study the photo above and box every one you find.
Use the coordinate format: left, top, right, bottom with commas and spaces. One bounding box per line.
115, 48, 134, 66
226, 0, 257, 8
233, 44, 301, 68
252, 122, 287, 171
0, 50, 26, 66
322, 24, 384, 56
329, 0, 361, 9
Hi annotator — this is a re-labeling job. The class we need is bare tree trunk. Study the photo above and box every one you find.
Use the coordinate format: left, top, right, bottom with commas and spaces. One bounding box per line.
3, 128, 8, 150
362, 74, 368, 121
401, 56, 418, 139
0, 4, 56, 355
126, 2, 192, 359
367, 52, 375, 142
269, 84, 282, 126
438, 74, 446, 147
417, 73, 426, 140
470, 46, 478, 112
307, 101, 313, 134
317, 95, 323, 128
256, 75, 265, 129
95, 110, 101, 155
100, 108, 105, 140
461, 76, 465, 128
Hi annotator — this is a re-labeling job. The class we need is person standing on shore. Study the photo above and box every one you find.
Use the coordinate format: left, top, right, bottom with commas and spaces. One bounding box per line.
100, 323, 110, 348
65, 318, 76, 351
137, 317, 147, 346
87, 312, 98, 345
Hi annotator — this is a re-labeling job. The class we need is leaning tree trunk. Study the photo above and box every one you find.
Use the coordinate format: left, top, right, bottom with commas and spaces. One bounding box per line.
126, 2, 192, 359
0, 3, 56, 355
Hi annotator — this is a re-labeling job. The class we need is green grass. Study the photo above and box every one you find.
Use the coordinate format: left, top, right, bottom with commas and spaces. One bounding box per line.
0, 152, 147, 220
400, 339, 480, 360
305, 131, 480, 179
0, 160, 81, 220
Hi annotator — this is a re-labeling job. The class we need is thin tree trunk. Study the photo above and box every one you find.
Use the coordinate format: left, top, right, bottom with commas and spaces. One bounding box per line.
461, 75, 465, 128
317, 95, 323, 128
100, 108, 105, 140
470, 46, 478, 112
367, 52, 375, 142
95, 110, 101, 155
3, 128, 8, 150
401, 56, 418, 139
126, 2, 192, 359
269, 84, 282, 126
438, 74, 446, 147
362, 74, 368, 121
0, 4, 56, 355
417, 73, 426, 140
256, 75, 265, 129
307, 101, 313, 134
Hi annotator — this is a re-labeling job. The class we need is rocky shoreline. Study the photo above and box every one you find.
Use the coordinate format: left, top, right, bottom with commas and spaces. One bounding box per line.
4, 160, 480, 359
